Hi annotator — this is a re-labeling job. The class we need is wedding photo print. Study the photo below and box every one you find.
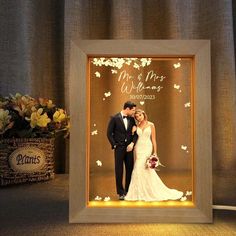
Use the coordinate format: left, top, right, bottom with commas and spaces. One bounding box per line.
88, 56, 194, 206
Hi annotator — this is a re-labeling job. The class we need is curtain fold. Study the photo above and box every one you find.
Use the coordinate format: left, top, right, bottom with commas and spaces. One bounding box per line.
0, 0, 235, 205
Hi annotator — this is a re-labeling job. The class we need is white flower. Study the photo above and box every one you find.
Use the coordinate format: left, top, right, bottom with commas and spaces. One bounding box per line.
95, 196, 102, 201
116, 58, 125, 69
133, 63, 140, 69
140, 58, 152, 67
180, 196, 187, 201
186, 191, 192, 196
92, 58, 103, 66
125, 60, 132, 65
104, 197, 110, 201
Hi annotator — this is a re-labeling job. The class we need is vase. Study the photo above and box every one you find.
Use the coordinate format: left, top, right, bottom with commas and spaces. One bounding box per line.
0, 138, 55, 186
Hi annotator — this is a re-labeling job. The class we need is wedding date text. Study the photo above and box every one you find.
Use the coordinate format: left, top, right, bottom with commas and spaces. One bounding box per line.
129, 94, 155, 100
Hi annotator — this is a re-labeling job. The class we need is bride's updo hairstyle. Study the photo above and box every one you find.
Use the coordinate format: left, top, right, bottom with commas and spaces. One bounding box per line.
134, 109, 148, 121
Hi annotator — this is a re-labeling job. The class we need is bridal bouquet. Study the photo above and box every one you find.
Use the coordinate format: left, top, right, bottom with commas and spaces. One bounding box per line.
146, 155, 165, 170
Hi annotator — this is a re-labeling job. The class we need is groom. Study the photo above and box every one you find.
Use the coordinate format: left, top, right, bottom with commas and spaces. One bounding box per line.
107, 101, 138, 200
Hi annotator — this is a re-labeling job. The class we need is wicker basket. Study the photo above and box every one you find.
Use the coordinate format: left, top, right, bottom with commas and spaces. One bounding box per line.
0, 138, 55, 186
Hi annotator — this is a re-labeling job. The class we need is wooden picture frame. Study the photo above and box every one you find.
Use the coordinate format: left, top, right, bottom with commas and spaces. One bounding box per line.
69, 40, 212, 223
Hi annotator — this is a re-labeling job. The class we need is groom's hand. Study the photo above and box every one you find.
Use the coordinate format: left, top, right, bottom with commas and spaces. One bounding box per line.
126, 142, 134, 152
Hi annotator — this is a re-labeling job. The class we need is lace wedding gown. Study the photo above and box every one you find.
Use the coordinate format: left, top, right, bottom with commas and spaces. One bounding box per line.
125, 126, 183, 201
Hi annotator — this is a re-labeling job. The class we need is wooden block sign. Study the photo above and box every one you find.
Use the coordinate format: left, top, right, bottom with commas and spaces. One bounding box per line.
9, 147, 46, 173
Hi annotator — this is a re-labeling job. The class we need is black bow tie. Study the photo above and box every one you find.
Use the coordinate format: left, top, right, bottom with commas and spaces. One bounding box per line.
123, 116, 128, 119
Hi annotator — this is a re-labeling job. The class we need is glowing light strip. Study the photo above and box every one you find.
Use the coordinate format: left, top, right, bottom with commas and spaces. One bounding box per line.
88, 201, 195, 208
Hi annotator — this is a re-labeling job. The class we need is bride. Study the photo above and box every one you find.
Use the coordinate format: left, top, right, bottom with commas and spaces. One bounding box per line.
125, 109, 183, 201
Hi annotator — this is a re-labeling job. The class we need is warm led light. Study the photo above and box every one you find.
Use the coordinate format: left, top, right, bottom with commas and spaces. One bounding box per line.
88, 201, 195, 208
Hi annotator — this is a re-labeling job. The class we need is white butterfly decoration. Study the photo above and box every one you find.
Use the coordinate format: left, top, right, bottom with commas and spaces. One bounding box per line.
174, 84, 180, 90
96, 160, 102, 167
104, 197, 111, 201
184, 102, 191, 108
94, 196, 102, 201
111, 69, 117, 74
181, 145, 187, 150
140, 101, 145, 106
173, 62, 181, 69
104, 91, 111, 97
95, 71, 101, 78
91, 130, 98, 135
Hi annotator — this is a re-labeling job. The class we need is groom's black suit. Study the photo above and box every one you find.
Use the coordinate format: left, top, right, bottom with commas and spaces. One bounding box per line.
107, 113, 138, 196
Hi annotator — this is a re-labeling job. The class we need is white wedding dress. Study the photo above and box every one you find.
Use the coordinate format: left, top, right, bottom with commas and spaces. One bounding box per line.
125, 125, 183, 201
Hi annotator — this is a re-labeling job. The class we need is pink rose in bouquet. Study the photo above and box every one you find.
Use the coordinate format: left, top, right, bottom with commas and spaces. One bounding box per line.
146, 155, 165, 169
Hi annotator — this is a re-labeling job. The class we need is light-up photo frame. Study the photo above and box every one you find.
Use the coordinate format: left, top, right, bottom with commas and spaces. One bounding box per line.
89, 57, 193, 204
69, 40, 212, 223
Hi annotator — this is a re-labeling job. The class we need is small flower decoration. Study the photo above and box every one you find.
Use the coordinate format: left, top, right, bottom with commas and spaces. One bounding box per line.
180, 196, 187, 201
39, 98, 55, 109
95, 196, 102, 201
104, 197, 111, 201
26, 108, 51, 128
0, 93, 69, 138
53, 109, 67, 123
10, 93, 37, 117
0, 109, 14, 134
185, 191, 192, 196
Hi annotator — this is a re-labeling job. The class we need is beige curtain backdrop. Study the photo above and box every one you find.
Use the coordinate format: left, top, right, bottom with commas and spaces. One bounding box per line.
0, 0, 235, 205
